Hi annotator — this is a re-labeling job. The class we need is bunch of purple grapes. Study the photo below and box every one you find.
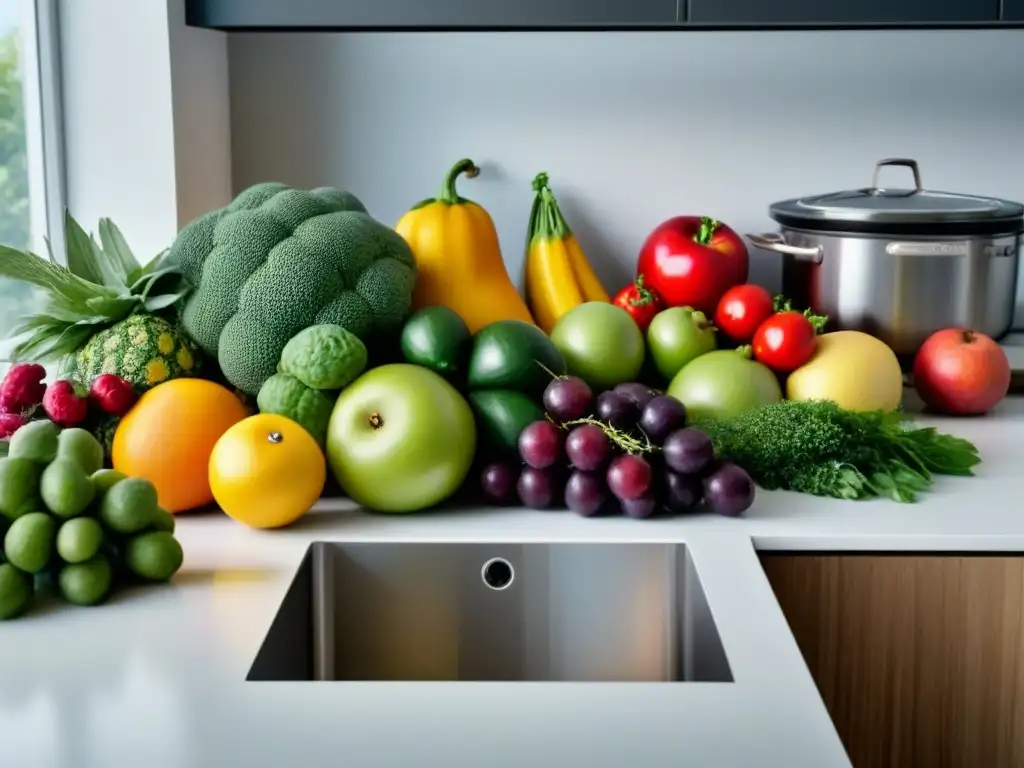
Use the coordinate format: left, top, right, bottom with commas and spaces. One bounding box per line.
478, 376, 756, 519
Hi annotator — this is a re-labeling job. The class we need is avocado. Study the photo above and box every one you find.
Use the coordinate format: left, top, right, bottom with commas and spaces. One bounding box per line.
400, 307, 472, 383
467, 320, 566, 395
468, 389, 546, 459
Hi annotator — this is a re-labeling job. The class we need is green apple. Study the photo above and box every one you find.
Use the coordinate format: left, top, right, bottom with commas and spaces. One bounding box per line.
646, 307, 717, 381
326, 364, 476, 513
550, 302, 645, 390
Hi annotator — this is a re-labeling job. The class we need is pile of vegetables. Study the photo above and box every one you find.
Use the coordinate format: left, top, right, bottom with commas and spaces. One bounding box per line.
694, 399, 981, 502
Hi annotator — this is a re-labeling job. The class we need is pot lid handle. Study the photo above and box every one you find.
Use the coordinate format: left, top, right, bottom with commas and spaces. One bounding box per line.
872, 158, 922, 193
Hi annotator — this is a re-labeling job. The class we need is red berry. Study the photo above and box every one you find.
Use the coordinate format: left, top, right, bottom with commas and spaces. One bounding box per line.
89, 373, 137, 416
0, 363, 47, 414
42, 380, 89, 428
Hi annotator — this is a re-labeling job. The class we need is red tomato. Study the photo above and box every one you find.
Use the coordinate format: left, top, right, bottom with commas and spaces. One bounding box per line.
752, 312, 817, 372
714, 284, 775, 343
613, 274, 663, 332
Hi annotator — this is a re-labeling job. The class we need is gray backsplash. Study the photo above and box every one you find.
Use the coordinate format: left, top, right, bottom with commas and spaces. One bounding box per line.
227, 30, 1024, 325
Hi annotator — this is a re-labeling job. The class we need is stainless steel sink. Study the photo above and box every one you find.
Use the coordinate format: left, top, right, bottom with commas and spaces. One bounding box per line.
248, 542, 732, 683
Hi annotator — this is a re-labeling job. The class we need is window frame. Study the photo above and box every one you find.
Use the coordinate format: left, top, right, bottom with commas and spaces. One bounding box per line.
18, 0, 65, 262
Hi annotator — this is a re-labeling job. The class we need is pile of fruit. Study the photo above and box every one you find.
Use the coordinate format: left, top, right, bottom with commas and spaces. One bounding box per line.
0, 421, 183, 619
0, 156, 1006, 569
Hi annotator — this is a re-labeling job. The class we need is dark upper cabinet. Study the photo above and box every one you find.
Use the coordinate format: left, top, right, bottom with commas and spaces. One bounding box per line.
687, 0, 998, 24
1004, 0, 1024, 20
186, 0, 679, 29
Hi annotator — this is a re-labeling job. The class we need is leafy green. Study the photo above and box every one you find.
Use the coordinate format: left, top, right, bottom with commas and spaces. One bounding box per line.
692, 400, 981, 503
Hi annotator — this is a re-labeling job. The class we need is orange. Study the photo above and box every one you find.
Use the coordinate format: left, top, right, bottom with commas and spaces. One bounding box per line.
112, 379, 250, 513
208, 414, 325, 529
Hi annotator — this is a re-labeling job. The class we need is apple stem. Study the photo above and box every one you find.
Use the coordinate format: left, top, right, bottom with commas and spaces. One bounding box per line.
267, 431, 283, 444
961, 329, 976, 344
368, 412, 384, 429
558, 415, 658, 455
693, 216, 719, 246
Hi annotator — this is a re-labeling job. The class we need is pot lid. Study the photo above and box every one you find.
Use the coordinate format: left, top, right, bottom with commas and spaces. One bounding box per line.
769, 158, 1024, 236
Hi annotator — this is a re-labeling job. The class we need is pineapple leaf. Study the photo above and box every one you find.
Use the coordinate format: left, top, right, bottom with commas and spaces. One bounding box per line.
85, 295, 140, 319
98, 218, 142, 277
89, 232, 130, 291
0, 243, 113, 304
63, 210, 107, 285
129, 267, 178, 293
144, 291, 188, 313
11, 323, 94, 364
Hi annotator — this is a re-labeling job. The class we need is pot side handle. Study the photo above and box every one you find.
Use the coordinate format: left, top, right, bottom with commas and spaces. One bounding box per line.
746, 233, 824, 264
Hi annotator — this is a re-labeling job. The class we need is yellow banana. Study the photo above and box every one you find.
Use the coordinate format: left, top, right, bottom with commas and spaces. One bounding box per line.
524, 173, 610, 334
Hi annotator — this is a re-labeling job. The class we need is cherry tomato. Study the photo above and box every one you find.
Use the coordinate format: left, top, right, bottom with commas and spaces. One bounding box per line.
613, 274, 663, 332
714, 284, 775, 343
752, 311, 818, 372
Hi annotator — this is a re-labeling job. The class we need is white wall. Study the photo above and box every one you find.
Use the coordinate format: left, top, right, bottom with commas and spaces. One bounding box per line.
58, 0, 230, 261
227, 30, 1024, 305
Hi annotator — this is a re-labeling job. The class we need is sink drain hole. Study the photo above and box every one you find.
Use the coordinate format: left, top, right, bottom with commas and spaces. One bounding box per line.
481, 558, 514, 591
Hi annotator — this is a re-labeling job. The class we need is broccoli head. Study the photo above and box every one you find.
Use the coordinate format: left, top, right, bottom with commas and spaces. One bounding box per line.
171, 182, 417, 395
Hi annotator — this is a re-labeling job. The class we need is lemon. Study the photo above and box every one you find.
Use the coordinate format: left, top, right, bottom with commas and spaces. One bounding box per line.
40, 459, 95, 519
0, 457, 42, 521
99, 477, 158, 534
125, 532, 183, 581
57, 428, 105, 475
4, 512, 57, 573
59, 554, 113, 606
786, 330, 904, 412
7, 420, 59, 464
56, 517, 104, 564
0, 563, 32, 619
209, 413, 325, 529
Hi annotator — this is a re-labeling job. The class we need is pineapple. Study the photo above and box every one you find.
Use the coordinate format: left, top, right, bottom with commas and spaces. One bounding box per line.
0, 211, 194, 386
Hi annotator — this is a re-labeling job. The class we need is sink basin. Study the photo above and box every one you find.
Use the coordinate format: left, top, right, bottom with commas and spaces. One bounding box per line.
248, 542, 732, 683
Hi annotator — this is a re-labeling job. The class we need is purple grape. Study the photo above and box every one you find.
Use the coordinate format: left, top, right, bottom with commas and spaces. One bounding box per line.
518, 420, 565, 469
595, 391, 641, 432
543, 376, 593, 422
661, 471, 703, 514
621, 494, 658, 519
662, 428, 715, 475
613, 382, 661, 409
480, 461, 519, 505
702, 462, 756, 517
565, 471, 608, 517
565, 424, 612, 471
606, 454, 653, 501
517, 466, 559, 509
638, 395, 688, 445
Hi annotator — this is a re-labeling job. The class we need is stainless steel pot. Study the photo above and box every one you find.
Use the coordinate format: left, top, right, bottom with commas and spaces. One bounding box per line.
748, 158, 1023, 356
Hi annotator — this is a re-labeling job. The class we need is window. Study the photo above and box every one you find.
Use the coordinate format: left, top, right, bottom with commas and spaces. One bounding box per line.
0, 0, 63, 376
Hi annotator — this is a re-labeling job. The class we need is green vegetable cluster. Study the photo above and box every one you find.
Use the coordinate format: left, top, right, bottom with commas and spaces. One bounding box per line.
256, 324, 369, 447
694, 399, 981, 503
171, 182, 417, 396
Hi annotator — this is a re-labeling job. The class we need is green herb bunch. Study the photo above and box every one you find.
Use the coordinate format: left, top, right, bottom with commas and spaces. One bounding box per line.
693, 399, 981, 503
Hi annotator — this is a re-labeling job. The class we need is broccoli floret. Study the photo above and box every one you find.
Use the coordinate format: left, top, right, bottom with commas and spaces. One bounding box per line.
172, 185, 416, 396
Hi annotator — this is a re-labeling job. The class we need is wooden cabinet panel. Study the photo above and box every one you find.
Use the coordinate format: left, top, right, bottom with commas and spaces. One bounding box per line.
761, 555, 1024, 768
687, 0, 998, 24
186, 0, 679, 29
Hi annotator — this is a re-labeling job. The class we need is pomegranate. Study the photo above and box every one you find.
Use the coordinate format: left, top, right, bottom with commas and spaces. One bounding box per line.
913, 328, 1011, 415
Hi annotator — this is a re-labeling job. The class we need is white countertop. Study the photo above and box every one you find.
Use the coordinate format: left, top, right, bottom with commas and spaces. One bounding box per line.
4, 397, 1024, 768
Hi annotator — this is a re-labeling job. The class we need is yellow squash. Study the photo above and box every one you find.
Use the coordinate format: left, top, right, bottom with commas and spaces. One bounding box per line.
395, 158, 534, 334
524, 172, 610, 334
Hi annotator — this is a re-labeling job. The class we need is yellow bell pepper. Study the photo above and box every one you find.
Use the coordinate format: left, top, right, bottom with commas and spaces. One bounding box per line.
524, 172, 610, 334
395, 158, 535, 334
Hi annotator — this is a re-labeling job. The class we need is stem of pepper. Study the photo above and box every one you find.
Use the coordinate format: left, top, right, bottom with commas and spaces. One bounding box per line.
693, 216, 719, 245
439, 159, 479, 204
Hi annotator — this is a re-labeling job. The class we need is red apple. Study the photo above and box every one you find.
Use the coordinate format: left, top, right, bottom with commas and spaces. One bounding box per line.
635, 215, 748, 314
913, 328, 1011, 415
